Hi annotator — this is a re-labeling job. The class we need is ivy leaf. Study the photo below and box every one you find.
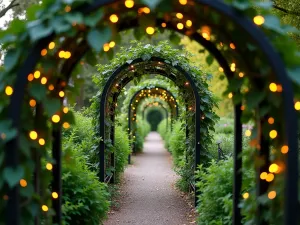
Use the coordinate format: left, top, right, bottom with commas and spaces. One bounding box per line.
133, 28, 143, 40
254, 1, 273, 9
263, 15, 284, 33
232, 1, 249, 10
206, 54, 214, 66
287, 67, 300, 85
29, 83, 47, 101
27, 20, 53, 42
84, 10, 104, 27
65, 12, 84, 24
87, 28, 112, 52
245, 91, 265, 109
3, 166, 24, 188
43, 98, 61, 116
142, 0, 161, 9
85, 50, 98, 65
0, 120, 17, 143
51, 16, 72, 33
169, 33, 180, 45
4, 48, 21, 71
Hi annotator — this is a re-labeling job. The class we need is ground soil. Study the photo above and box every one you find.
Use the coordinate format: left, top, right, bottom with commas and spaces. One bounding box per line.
104, 132, 196, 225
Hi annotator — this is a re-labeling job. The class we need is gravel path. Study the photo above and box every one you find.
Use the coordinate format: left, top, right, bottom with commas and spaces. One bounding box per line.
104, 132, 194, 225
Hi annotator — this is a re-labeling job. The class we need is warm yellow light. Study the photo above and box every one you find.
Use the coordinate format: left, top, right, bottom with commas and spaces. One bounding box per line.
41, 77, 47, 85
103, 43, 110, 52
229, 43, 236, 49
245, 130, 251, 137
29, 99, 36, 107
161, 22, 166, 28
63, 122, 70, 129
177, 23, 184, 30
109, 14, 118, 23
28, 73, 34, 81
38, 138, 45, 146
176, 13, 183, 19
52, 115, 60, 123
294, 101, 300, 110
59, 91, 65, 97
219, 67, 224, 72
277, 84, 282, 92
52, 192, 59, 199
202, 32, 210, 40
179, 0, 187, 5
268, 117, 274, 124
109, 41, 116, 48
42, 205, 49, 212
260, 172, 267, 180
253, 15, 265, 25
20, 179, 27, 187
281, 145, 289, 154
239, 72, 244, 78
63, 107, 69, 114
34, 70, 41, 79
269, 163, 279, 173
241, 105, 245, 111
186, 20, 192, 27
5, 86, 13, 96
59, 51, 65, 58
266, 173, 274, 182
41, 49, 47, 56
143, 7, 150, 14
64, 51, 71, 59
228, 92, 233, 99
146, 27, 155, 35
48, 84, 54, 91
125, 0, 134, 8
49, 42, 55, 49
65, 5, 71, 12
269, 83, 277, 92
268, 191, 276, 199
269, 130, 277, 139
242, 192, 249, 199
46, 163, 53, 171
29, 131, 38, 140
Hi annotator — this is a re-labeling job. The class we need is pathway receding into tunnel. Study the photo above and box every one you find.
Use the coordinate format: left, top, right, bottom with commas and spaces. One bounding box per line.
104, 132, 195, 225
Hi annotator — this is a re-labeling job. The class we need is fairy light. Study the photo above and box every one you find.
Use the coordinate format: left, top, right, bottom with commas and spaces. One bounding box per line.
29, 99, 36, 107
186, 20, 192, 27
143, 7, 150, 14
229, 43, 236, 49
29, 131, 38, 140
281, 145, 289, 154
239, 72, 244, 78
294, 101, 300, 110
253, 15, 265, 25
65, 5, 71, 12
245, 130, 251, 137
48, 84, 54, 91
269, 130, 277, 139
34, 71, 41, 79
63, 122, 70, 129
240, 105, 245, 111
38, 138, 45, 146
277, 84, 283, 92
52, 192, 59, 199
63, 107, 69, 114
179, 0, 187, 5
59, 91, 65, 97
260, 172, 267, 180
268, 191, 276, 199
41, 49, 47, 56
103, 43, 110, 52
146, 27, 155, 35
161, 22, 166, 27
242, 192, 249, 199
219, 67, 224, 72
20, 179, 27, 187
268, 117, 274, 124
48, 42, 55, 49
177, 23, 184, 30
59, 51, 65, 58
46, 163, 53, 170
125, 0, 134, 8
52, 115, 60, 123
266, 173, 274, 182
28, 73, 34, 81
176, 13, 183, 19
269, 83, 277, 92
269, 163, 279, 173
109, 41, 116, 48
202, 32, 210, 40
42, 205, 49, 212
109, 14, 119, 23
228, 92, 233, 99
64, 51, 71, 59
5, 86, 13, 96
41, 77, 47, 85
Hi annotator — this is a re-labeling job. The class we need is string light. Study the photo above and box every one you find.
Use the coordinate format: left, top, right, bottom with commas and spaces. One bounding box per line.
63, 107, 69, 113
49, 42, 55, 49
228, 93, 233, 99
281, 145, 289, 154
46, 163, 53, 170
41, 49, 47, 56
269, 163, 279, 173
177, 23, 184, 30
146, 27, 155, 35
161, 22, 166, 27
176, 13, 183, 19
266, 173, 274, 182
294, 101, 300, 110
65, 5, 71, 12
109, 14, 118, 23
268, 117, 274, 124
125, 0, 134, 8
103, 43, 110, 52
29, 99, 36, 107
48, 84, 54, 91
239, 72, 244, 78
277, 84, 283, 92
240, 105, 245, 111
269, 130, 277, 139
38, 138, 45, 146
28, 73, 34, 81
34, 71, 41, 79
64, 51, 71, 59
20, 179, 27, 187
245, 130, 251, 137
202, 32, 210, 40
59, 51, 65, 58
219, 67, 224, 72
109, 41, 116, 48
253, 15, 265, 25
41, 77, 47, 85
242, 192, 249, 199
59, 91, 65, 97
63, 122, 70, 129
268, 191, 276, 199
42, 205, 49, 212
29, 131, 38, 140
179, 0, 187, 5
52, 192, 59, 199
229, 43, 236, 49
52, 115, 60, 123
260, 172, 267, 180
143, 7, 150, 14
269, 83, 277, 92
186, 20, 192, 27
5, 86, 13, 96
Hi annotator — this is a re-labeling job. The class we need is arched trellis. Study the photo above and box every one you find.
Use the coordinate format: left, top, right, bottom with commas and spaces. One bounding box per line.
143, 105, 169, 131
127, 86, 179, 157
1, 0, 298, 224
98, 57, 201, 195
142, 101, 171, 124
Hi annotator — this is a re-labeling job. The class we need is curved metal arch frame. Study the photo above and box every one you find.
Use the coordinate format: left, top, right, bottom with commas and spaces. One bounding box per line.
4, 0, 298, 224
127, 86, 179, 154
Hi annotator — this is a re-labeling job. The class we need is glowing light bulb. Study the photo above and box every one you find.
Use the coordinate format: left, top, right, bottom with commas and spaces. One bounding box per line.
65, 5, 71, 12
64, 51, 71, 59
38, 138, 45, 146
266, 173, 274, 182
46, 163, 53, 170
146, 27, 155, 35
228, 93, 233, 99
63, 107, 69, 113
109, 41, 116, 48
268, 117, 274, 124
125, 0, 134, 8
177, 23, 184, 30
34, 71, 41, 79
269, 83, 277, 92
29, 131, 38, 140
242, 192, 249, 199
28, 74, 34, 81
230, 43, 236, 49
253, 15, 265, 25
48, 84, 54, 91
219, 67, 224, 72
239, 72, 244, 78
186, 20, 192, 27
268, 191, 276, 199
52, 192, 58, 199
52, 115, 60, 123
245, 130, 251, 137
59, 91, 65, 97
161, 23, 166, 28
109, 14, 118, 23
269, 163, 279, 173
143, 7, 150, 14
41, 77, 47, 85
41, 49, 47, 56
103, 43, 110, 52
59, 51, 65, 58
49, 42, 55, 49
179, 0, 187, 5
281, 145, 289, 154
63, 122, 70, 129
20, 179, 27, 187
42, 205, 49, 212
5, 86, 13, 96
294, 101, 300, 110
29, 99, 36, 107
176, 13, 183, 19
269, 130, 277, 139
260, 172, 267, 180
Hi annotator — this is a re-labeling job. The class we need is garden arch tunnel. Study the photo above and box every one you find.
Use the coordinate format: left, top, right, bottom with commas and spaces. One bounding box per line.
1, 0, 299, 224
145, 107, 169, 131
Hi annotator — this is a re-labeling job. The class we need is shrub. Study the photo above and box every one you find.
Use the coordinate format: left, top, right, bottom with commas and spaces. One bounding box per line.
157, 118, 171, 149
134, 116, 151, 152
62, 151, 110, 225
168, 120, 185, 167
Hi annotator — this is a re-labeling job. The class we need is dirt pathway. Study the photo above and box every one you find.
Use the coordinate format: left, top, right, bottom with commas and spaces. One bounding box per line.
104, 132, 194, 225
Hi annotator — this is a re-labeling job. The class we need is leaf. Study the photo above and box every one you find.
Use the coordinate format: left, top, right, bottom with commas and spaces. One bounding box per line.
169, 33, 180, 45
142, 0, 161, 9
65, 12, 84, 24
87, 28, 112, 52
288, 67, 300, 84
51, 16, 72, 33
232, 1, 249, 10
4, 48, 21, 71
43, 98, 61, 116
29, 83, 47, 101
206, 54, 214, 66
254, 1, 273, 9
245, 91, 265, 109
3, 166, 24, 188
27, 20, 53, 42
84, 10, 104, 27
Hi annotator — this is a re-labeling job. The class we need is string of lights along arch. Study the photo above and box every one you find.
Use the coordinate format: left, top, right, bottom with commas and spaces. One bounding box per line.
0, 0, 299, 225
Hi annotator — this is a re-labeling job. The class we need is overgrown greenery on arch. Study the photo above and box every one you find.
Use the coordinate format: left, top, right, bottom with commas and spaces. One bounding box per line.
0, 0, 299, 224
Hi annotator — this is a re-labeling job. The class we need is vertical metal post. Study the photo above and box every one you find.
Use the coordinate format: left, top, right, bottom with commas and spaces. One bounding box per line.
233, 104, 242, 225
52, 127, 62, 225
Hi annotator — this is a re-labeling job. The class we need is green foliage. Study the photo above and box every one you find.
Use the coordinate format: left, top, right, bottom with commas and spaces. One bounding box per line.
134, 116, 151, 152
168, 120, 185, 167
157, 118, 171, 149
61, 151, 110, 225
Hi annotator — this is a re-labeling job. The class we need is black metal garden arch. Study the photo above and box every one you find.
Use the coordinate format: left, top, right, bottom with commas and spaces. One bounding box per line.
2, 0, 298, 225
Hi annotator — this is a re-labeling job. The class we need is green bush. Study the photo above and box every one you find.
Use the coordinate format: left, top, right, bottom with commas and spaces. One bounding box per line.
157, 118, 171, 149
168, 120, 185, 167
62, 151, 110, 225
134, 116, 151, 152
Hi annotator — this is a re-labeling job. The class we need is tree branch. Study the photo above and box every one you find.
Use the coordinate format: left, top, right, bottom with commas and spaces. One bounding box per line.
0, 0, 20, 19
